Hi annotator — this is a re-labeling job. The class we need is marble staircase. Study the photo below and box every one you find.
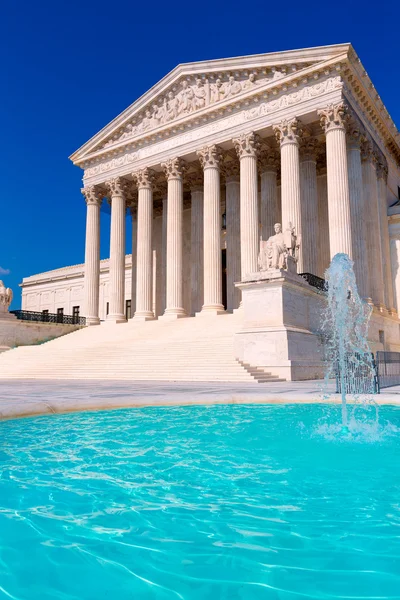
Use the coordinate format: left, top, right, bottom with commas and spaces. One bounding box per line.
0, 313, 283, 382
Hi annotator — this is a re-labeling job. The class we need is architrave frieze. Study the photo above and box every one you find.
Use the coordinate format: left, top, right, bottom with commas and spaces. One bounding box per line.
83, 75, 343, 186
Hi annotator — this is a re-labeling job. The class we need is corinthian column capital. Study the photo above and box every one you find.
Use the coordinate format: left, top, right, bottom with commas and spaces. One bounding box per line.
161, 157, 187, 180
360, 137, 375, 163
299, 137, 320, 162
375, 153, 388, 182
273, 118, 302, 147
132, 167, 156, 189
318, 102, 349, 133
197, 144, 223, 169
105, 176, 128, 197
346, 116, 366, 150
258, 145, 280, 172
81, 186, 104, 206
232, 131, 260, 159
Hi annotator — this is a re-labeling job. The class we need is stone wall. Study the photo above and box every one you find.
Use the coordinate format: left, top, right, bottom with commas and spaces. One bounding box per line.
0, 319, 84, 353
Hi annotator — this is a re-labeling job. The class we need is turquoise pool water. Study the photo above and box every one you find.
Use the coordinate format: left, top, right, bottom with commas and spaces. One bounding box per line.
0, 403, 400, 599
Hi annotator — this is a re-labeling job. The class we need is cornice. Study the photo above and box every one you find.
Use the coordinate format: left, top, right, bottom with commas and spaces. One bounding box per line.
341, 51, 400, 165
73, 57, 350, 169
71, 45, 351, 163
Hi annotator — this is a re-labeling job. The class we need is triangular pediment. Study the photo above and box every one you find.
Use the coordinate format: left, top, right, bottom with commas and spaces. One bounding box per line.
70, 44, 352, 165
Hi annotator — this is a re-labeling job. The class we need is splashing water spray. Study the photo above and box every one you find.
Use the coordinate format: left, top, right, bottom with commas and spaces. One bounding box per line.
322, 254, 377, 433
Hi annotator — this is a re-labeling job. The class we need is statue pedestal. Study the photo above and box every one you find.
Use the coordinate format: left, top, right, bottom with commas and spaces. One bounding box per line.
234, 269, 326, 381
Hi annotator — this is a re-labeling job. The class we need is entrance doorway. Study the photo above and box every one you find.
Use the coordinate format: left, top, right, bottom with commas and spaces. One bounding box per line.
222, 249, 227, 310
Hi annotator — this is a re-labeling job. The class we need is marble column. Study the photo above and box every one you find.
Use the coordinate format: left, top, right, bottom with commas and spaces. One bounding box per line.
82, 186, 103, 325
346, 123, 369, 299
161, 157, 187, 318
316, 169, 330, 278
133, 168, 155, 320
232, 132, 260, 279
259, 146, 280, 240
273, 118, 303, 272
376, 155, 395, 312
361, 140, 385, 306
188, 173, 204, 315
299, 138, 318, 274
318, 102, 352, 259
161, 196, 168, 315
197, 145, 224, 314
105, 177, 127, 323
129, 205, 137, 317
225, 162, 241, 311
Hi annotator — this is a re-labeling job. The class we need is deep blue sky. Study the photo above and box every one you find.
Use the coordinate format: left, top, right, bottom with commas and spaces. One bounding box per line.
2, 0, 399, 309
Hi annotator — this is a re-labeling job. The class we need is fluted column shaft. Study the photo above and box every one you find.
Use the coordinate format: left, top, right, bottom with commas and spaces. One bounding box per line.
82, 187, 102, 325
226, 174, 241, 311
316, 173, 330, 278
106, 178, 127, 323
300, 141, 318, 274
161, 197, 168, 315
190, 187, 203, 315
162, 158, 187, 317
197, 145, 224, 314
130, 208, 137, 317
318, 103, 352, 259
273, 119, 303, 271
347, 136, 369, 299
233, 132, 259, 279
133, 169, 155, 320
377, 164, 395, 312
260, 170, 278, 240
361, 147, 385, 306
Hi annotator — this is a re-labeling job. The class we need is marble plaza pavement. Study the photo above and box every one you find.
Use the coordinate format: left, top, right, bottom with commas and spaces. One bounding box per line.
0, 379, 399, 421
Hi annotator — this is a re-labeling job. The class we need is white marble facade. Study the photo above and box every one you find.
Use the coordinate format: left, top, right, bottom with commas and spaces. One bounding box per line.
23, 44, 400, 333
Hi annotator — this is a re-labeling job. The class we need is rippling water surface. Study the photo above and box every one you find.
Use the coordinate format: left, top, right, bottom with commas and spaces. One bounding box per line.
1, 403, 400, 599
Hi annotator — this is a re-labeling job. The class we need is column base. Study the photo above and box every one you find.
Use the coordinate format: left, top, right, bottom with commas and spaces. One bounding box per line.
196, 304, 226, 317
85, 316, 100, 326
105, 314, 127, 324
132, 311, 155, 322
160, 308, 188, 320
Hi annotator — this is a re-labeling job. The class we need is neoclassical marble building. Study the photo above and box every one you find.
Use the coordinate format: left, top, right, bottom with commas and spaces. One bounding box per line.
24, 45, 400, 349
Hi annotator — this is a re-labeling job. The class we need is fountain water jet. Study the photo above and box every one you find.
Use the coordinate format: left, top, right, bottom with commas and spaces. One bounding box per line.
323, 253, 377, 430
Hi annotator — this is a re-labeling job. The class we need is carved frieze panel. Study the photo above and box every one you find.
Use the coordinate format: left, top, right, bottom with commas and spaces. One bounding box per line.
99, 67, 306, 151
83, 76, 343, 183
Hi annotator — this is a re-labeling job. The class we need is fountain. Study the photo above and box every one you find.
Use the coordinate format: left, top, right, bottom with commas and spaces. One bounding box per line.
323, 253, 377, 431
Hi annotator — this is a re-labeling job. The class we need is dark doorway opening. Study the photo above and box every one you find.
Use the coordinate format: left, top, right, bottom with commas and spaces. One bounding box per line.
222, 249, 227, 310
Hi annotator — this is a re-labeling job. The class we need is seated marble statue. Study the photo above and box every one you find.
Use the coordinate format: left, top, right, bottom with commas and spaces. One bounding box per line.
259, 223, 287, 270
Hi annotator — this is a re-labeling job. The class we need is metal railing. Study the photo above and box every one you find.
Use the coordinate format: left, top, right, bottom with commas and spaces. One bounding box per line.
335, 352, 379, 394
10, 310, 86, 326
375, 351, 400, 389
299, 272, 327, 292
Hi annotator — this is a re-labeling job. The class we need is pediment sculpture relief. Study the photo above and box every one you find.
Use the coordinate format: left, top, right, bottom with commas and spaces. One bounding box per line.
101, 68, 291, 149
258, 223, 301, 273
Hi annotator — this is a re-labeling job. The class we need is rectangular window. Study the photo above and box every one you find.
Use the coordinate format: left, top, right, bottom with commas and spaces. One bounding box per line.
42, 309, 49, 322
72, 306, 80, 323
57, 308, 64, 323
125, 299, 131, 320
106, 302, 109, 316
379, 330, 385, 348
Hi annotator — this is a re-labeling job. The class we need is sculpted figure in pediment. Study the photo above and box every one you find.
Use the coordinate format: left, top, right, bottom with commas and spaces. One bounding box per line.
164, 91, 179, 121
242, 73, 258, 91
210, 78, 224, 103
140, 109, 154, 132
192, 77, 206, 110
223, 75, 242, 99
177, 80, 195, 115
